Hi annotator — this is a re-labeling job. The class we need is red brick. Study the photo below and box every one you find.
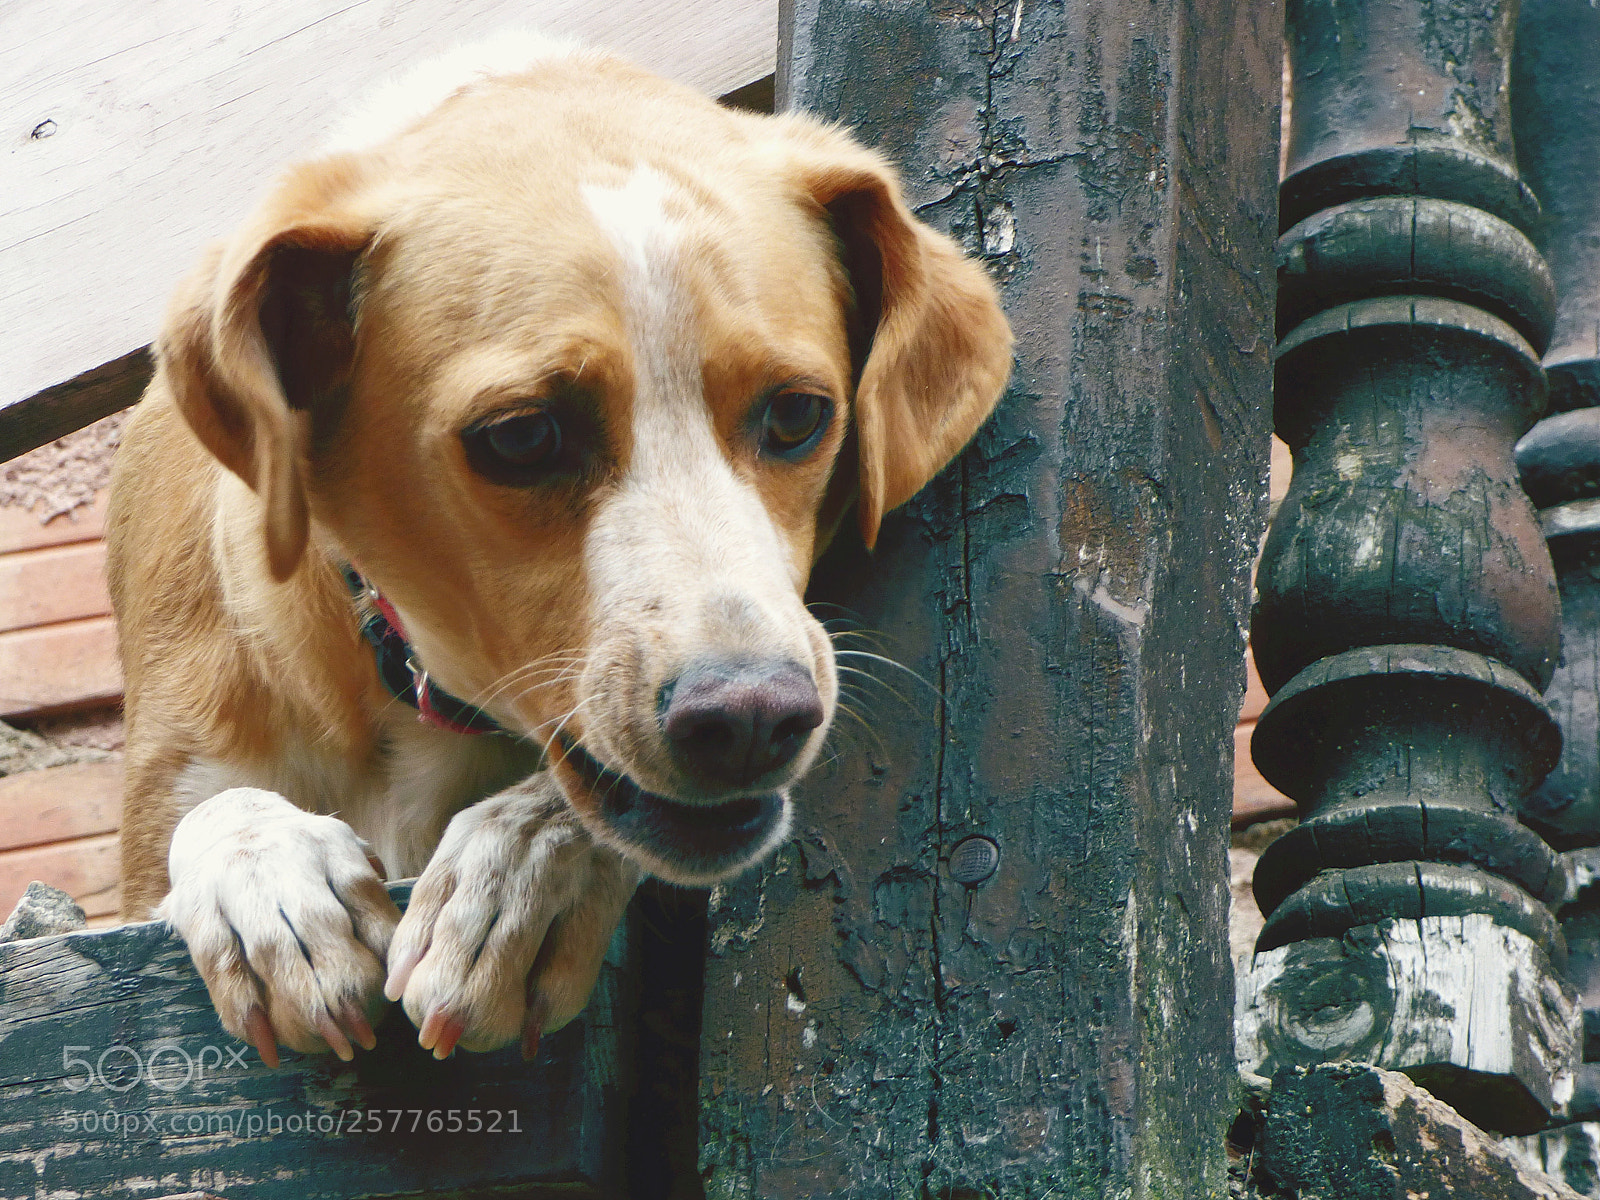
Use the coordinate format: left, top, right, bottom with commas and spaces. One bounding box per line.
0, 617, 121, 717
1239, 648, 1269, 722
0, 758, 122, 852
0, 494, 107, 554
1233, 721, 1297, 829
0, 833, 119, 920
0, 541, 112, 633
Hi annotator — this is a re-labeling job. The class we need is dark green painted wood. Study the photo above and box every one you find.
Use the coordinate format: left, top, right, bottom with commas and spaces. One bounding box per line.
699, 1, 1281, 1196
0, 348, 149, 465
0, 882, 632, 1199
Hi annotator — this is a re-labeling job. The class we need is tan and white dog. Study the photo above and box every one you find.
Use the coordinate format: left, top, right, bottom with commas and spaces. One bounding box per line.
107, 33, 1011, 1066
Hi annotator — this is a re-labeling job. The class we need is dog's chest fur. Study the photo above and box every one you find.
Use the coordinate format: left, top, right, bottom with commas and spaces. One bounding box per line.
174, 720, 541, 878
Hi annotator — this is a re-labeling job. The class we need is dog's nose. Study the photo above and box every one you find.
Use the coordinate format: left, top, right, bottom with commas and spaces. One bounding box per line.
662, 659, 825, 789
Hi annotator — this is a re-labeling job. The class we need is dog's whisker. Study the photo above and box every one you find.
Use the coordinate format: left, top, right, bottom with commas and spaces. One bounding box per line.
826, 629, 894, 652
832, 649, 942, 698
532, 693, 602, 754
472, 653, 589, 713
833, 666, 917, 715
472, 656, 586, 701
477, 665, 584, 710
815, 694, 892, 764
806, 600, 873, 624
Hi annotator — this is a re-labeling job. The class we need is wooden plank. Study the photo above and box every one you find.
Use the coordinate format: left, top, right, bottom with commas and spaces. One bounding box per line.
0, 0, 777, 444
0, 491, 108, 554
0, 759, 123, 852
0, 832, 119, 920
0, 349, 149, 465
0, 541, 112, 634
0, 881, 635, 1198
0, 616, 122, 718
699, 0, 1281, 1195
1233, 722, 1298, 829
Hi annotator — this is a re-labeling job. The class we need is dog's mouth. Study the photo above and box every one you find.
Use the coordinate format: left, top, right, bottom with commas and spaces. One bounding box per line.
552, 735, 788, 880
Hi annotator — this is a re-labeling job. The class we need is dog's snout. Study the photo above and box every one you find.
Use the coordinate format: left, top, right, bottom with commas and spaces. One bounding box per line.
662, 660, 824, 790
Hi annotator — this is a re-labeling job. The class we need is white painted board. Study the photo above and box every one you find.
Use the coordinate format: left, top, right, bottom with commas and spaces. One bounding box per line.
0, 0, 777, 414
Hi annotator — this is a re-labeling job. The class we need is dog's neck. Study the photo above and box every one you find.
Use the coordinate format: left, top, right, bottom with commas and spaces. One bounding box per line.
340, 566, 509, 737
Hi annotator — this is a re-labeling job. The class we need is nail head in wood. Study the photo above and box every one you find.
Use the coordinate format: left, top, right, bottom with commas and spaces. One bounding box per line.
949, 836, 999, 886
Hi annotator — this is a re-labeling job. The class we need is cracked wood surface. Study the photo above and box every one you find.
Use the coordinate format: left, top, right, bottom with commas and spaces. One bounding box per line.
1237, 915, 1582, 1137
0, 882, 634, 1198
699, 1, 1281, 1196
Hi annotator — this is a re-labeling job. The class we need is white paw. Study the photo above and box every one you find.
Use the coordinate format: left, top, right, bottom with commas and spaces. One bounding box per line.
385, 774, 639, 1057
158, 788, 400, 1066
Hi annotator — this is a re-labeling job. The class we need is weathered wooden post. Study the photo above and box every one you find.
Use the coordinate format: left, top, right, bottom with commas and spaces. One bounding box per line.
698, 1, 1281, 1195
1514, 0, 1600, 846
1238, 0, 1582, 1136
1506, 2, 1600, 1185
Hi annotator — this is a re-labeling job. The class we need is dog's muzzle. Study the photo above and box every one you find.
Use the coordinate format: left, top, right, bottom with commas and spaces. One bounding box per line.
557, 736, 790, 880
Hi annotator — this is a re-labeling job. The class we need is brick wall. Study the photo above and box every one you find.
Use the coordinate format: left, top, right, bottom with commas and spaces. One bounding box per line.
0, 417, 125, 926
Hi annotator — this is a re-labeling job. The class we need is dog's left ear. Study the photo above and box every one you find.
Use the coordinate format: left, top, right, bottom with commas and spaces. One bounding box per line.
782, 120, 1014, 549
158, 161, 372, 580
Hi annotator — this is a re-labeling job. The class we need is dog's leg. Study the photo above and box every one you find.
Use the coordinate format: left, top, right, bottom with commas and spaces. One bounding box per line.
385, 772, 639, 1058
158, 788, 400, 1067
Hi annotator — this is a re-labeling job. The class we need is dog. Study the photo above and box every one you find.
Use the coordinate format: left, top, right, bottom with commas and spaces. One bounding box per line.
106, 32, 1012, 1066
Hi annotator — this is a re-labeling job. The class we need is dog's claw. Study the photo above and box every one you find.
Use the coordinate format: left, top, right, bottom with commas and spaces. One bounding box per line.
418, 1007, 466, 1059
520, 993, 551, 1061
385, 946, 424, 1002
245, 1005, 280, 1069
434, 1014, 467, 1060
317, 1011, 355, 1061
417, 1006, 447, 1052
342, 999, 378, 1051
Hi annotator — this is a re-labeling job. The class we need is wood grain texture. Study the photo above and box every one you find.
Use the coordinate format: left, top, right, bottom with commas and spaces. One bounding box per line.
0, 0, 777, 432
0, 759, 123, 853
0, 882, 636, 1198
1264, 1063, 1584, 1200
0, 541, 112, 634
1237, 915, 1583, 1136
699, 0, 1281, 1195
1506, 1121, 1600, 1193
0, 350, 150, 465
0, 616, 121, 717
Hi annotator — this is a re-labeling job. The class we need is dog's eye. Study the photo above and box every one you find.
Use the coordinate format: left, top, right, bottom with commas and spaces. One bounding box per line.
486, 412, 559, 464
759, 391, 831, 459
462, 411, 563, 484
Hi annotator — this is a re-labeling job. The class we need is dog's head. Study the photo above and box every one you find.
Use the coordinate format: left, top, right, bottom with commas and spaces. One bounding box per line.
158, 44, 1012, 884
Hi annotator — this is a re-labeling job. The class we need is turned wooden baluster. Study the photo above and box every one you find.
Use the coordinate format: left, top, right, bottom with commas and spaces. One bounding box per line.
1238, 0, 1581, 1134
1509, 3, 1600, 1178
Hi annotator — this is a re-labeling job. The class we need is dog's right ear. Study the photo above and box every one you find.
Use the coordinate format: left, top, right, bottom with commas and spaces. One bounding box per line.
159, 161, 372, 581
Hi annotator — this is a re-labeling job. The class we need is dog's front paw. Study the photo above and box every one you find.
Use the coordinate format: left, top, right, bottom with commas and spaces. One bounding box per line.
384, 776, 638, 1058
159, 788, 400, 1067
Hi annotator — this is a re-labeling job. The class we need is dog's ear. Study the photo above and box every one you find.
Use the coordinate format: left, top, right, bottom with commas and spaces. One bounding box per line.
784, 122, 1013, 549
159, 164, 371, 580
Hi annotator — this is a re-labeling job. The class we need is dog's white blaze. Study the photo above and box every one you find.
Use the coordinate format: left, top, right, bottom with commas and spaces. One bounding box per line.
321, 31, 593, 156
581, 169, 798, 623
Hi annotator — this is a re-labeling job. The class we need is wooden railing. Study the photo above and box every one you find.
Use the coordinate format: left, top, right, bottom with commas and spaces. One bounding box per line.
1236, 0, 1600, 1170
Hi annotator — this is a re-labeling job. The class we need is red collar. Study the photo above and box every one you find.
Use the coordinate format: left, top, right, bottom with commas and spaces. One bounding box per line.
342, 566, 509, 737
